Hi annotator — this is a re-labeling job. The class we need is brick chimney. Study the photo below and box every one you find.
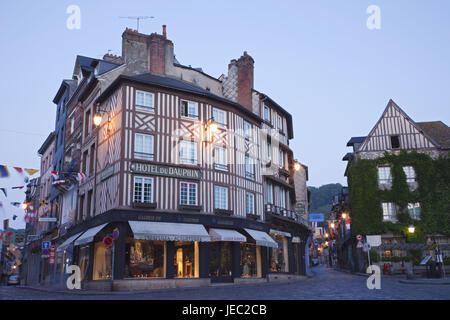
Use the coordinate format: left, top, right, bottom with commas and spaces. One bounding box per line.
236, 51, 254, 111
121, 26, 174, 75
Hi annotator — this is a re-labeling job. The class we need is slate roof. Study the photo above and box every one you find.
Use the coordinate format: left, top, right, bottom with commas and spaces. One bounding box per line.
416, 121, 450, 149
77, 55, 122, 75
95, 73, 264, 123
342, 152, 353, 161
37, 132, 55, 155
346, 136, 366, 147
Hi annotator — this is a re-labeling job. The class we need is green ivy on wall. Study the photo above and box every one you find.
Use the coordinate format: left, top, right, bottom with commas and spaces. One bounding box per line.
347, 151, 450, 242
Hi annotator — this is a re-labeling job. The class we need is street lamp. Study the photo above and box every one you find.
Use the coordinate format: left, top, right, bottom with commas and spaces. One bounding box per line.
341, 213, 348, 219
294, 162, 302, 171
93, 104, 111, 131
408, 225, 415, 234
330, 222, 335, 229
204, 118, 218, 143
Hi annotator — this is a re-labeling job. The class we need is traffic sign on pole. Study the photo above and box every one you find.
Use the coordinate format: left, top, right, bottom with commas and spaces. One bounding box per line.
356, 234, 362, 241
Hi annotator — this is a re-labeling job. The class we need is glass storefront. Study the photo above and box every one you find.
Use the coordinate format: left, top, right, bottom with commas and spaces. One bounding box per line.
241, 244, 260, 277
209, 242, 233, 278
78, 246, 90, 281
269, 234, 288, 272
173, 241, 199, 278
125, 239, 165, 278
93, 241, 112, 280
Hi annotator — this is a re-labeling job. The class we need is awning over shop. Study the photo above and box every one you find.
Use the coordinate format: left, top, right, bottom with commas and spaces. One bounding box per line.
244, 228, 278, 248
209, 228, 246, 242
56, 232, 84, 252
292, 236, 301, 243
270, 229, 292, 238
74, 223, 108, 246
129, 221, 211, 242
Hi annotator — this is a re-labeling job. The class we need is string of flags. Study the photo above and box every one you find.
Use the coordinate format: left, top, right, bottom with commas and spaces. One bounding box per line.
0, 165, 39, 178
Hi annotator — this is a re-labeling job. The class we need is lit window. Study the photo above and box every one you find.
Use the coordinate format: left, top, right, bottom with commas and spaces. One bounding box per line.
245, 156, 254, 180
180, 182, 198, 206
214, 186, 228, 210
408, 203, 421, 220
134, 177, 153, 203
136, 91, 154, 112
214, 146, 227, 171
134, 134, 154, 160
382, 202, 397, 222
377, 166, 392, 185
180, 100, 198, 119
246, 192, 255, 214
403, 166, 416, 183
180, 141, 198, 165
212, 108, 227, 126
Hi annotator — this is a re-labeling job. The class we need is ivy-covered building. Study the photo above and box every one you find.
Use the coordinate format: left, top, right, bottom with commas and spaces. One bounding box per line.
342, 99, 450, 271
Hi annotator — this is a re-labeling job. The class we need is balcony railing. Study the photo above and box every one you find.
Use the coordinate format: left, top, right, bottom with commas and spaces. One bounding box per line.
264, 203, 310, 228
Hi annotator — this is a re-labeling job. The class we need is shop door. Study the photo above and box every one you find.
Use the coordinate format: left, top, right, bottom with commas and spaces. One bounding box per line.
209, 242, 233, 283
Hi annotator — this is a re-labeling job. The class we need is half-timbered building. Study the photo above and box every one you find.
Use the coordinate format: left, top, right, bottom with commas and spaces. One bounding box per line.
46, 26, 310, 290
342, 99, 450, 272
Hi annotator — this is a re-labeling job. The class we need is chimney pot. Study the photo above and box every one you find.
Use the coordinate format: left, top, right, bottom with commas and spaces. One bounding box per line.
163, 25, 167, 38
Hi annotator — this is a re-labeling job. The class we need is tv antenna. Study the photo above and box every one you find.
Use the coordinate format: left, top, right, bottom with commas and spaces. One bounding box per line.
119, 16, 155, 32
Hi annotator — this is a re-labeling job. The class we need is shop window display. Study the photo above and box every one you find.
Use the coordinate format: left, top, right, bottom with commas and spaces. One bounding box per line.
209, 242, 233, 278
241, 244, 258, 277
174, 241, 198, 278
269, 234, 286, 272
125, 239, 165, 278
78, 246, 90, 281
93, 242, 112, 280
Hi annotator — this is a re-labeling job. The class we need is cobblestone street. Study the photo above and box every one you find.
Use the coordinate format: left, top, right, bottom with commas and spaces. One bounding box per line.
1, 265, 449, 300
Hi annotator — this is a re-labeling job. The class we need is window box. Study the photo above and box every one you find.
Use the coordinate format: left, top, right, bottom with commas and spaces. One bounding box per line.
132, 202, 157, 209
179, 204, 202, 211
214, 209, 233, 216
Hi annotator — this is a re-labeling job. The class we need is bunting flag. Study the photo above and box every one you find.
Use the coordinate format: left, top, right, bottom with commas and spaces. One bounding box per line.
52, 180, 65, 185
11, 186, 25, 190
0, 165, 9, 178
24, 168, 39, 176
51, 171, 59, 179
76, 172, 86, 183
13, 167, 24, 174
10, 202, 21, 207
0, 188, 6, 197
0, 201, 3, 207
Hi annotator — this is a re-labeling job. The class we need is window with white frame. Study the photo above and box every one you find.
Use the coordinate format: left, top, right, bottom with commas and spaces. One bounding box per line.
279, 188, 286, 209
267, 183, 273, 204
136, 91, 154, 112
264, 106, 270, 122
134, 177, 154, 203
214, 146, 227, 170
180, 182, 198, 206
277, 114, 282, 131
180, 100, 198, 119
180, 140, 198, 165
244, 121, 252, 140
245, 155, 254, 180
134, 133, 154, 160
279, 150, 284, 168
408, 203, 421, 220
403, 166, 416, 183
214, 186, 228, 210
382, 202, 397, 222
377, 166, 392, 185
246, 192, 255, 214
212, 108, 227, 126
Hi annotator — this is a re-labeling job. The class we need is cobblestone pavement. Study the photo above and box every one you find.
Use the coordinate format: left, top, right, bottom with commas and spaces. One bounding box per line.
1, 265, 449, 300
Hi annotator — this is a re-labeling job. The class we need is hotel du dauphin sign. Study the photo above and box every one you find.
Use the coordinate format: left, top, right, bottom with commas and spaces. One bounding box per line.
130, 162, 202, 180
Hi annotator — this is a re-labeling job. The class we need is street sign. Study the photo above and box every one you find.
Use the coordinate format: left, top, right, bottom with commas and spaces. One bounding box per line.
366, 235, 381, 247
49, 257, 55, 264
356, 240, 364, 248
42, 241, 51, 249
363, 243, 371, 252
112, 228, 119, 240
103, 236, 113, 247
356, 234, 362, 241
42, 249, 49, 255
